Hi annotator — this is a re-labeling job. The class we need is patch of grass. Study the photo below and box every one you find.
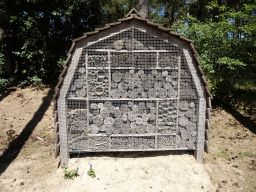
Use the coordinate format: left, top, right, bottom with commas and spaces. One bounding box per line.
243, 151, 252, 157
238, 151, 252, 159
41, 133, 51, 138
26, 141, 40, 148
41, 156, 47, 159
216, 151, 229, 158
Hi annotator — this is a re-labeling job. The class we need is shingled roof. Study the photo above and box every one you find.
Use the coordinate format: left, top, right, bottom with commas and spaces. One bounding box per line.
53, 8, 213, 112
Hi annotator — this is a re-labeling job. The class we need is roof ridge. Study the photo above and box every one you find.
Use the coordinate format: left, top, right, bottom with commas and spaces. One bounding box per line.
125, 8, 142, 18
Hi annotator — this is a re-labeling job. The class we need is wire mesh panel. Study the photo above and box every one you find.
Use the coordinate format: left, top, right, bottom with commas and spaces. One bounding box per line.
66, 25, 200, 153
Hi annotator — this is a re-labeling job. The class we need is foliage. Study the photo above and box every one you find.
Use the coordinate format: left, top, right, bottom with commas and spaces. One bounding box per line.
63, 166, 78, 180
171, 1, 256, 105
0, 0, 105, 84
0, 77, 13, 91
87, 164, 96, 178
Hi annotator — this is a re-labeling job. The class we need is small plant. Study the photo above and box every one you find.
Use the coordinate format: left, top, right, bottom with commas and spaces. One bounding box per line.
63, 165, 78, 179
145, 170, 148, 174
6, 129, 16, 142
87, 164, 96, 178
243, 151, 252, 158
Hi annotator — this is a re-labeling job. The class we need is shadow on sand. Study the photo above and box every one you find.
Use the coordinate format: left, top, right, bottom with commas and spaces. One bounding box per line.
0, 88, 54, 175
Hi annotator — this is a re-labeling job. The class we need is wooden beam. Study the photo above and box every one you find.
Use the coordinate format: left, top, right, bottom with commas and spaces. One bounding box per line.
206, 108, 211, 122
205, 86, 213, 100
67, 42, 76, 56
55, 143, 60, 159
206, 97, 212, 110
204, 140, 209, 153
52, 88, 60, 101
205, 129, 209, 141
196, 65, 205, 76
189, 43, 198, 57
58, 66, 68, 80
55, 77, 63, 91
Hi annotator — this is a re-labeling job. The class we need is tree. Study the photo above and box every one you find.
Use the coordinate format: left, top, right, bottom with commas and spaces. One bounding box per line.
0, 0, 105, 82
138, 0, 149, 18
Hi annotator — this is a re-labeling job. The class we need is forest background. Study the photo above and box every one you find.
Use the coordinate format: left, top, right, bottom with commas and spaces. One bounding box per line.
0, 0, 255, 110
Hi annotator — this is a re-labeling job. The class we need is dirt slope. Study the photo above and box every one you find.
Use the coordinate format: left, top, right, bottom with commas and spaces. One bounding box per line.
0, 87, 255, 192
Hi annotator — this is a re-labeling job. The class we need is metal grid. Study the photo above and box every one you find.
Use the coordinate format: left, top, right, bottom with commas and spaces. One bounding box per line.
66, 27, 199, 153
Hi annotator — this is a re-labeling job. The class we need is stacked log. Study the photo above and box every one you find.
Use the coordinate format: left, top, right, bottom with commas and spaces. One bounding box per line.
176, 100, 197, 149
110, 69, 179, 99
88, 69, 109, 98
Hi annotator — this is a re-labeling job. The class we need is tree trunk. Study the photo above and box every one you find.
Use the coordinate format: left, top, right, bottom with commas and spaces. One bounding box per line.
138, 0, 149, 19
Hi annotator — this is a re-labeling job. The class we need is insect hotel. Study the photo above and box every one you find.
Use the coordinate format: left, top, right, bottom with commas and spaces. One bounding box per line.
53, 8, 212, 165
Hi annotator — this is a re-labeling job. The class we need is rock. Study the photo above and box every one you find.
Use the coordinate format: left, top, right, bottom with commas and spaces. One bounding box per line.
20, 182, 24, 186
218, 183, 222, 188
201, 186, 204, 189
233, 182, 240, 188
222, 179, 228, 184
232, 165, 238, 168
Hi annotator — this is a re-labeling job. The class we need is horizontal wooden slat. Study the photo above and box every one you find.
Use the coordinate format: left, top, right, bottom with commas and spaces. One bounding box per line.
158, 26, 173, 32
133, 16, 148, 22
204, 140, 209, 153
107, 22, 121, 26
179, 36, 194, 43
147, 21, 163, 27
169, 31, 182, 37
95, 25, 110, 31
73, 35, 87, 42
84, 30, 99, 36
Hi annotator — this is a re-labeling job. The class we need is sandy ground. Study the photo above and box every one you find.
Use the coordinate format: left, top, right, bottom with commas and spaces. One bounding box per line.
0, 87, 255, 192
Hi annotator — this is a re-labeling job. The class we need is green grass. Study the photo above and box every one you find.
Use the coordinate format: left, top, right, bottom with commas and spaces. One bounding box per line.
238, 151, 252, 159
216, 151, 229, 158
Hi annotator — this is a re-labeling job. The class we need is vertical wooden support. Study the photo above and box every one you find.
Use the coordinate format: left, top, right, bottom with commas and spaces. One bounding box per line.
194, 98, 206, 163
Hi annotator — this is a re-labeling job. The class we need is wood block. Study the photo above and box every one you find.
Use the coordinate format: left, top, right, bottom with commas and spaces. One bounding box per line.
54, 111, 58, 125
205, 119, 210, 134
55, 143, 60, 159
206, 108, 211, 122
204, 140, 209, 153
205, 129, 209, 141
206, 97, 212, 110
